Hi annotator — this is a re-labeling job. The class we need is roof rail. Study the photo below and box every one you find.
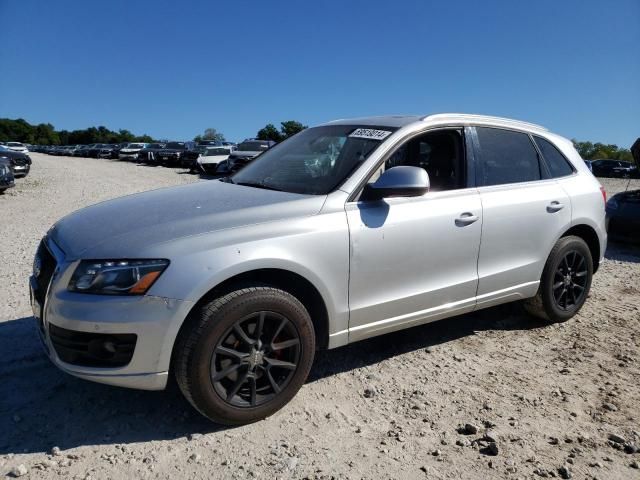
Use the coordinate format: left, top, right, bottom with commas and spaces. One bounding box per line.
422, 113, 548, 131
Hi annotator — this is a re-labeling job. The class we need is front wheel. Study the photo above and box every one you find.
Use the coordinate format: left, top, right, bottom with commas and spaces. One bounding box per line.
174, 287, 315, 425
525, 235, 593, 323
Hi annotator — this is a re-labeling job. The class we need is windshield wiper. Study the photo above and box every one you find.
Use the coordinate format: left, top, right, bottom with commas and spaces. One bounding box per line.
234, 181, 284, 192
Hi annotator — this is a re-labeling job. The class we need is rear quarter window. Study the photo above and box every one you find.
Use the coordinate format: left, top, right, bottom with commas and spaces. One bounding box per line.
475, 127, 542, 186
533, 136, 574, 178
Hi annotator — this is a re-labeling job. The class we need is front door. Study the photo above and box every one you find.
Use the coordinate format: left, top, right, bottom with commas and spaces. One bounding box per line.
346, 128, 482, 342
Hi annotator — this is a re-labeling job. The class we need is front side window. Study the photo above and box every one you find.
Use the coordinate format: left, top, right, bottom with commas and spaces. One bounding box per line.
231, 125, 395, 195
533, 136, 574, 178
476, 127, 542, 186
371, 129, 465, 191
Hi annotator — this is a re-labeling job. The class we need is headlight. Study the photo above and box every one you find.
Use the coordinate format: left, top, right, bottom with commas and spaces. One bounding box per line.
68, 259, 169, 295
607, 198, 619, 210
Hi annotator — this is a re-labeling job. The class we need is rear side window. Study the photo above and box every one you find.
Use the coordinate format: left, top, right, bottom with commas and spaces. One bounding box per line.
533, 136, 574, 178
475, 127, 542, 186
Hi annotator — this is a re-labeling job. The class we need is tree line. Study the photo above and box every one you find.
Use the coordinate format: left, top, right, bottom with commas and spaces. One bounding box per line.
572, 140, 634, 162
0, 118, 153, 145
2, 117, 636, 166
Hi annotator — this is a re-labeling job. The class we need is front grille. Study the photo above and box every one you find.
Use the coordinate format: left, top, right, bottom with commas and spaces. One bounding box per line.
49, 324, 137, 367
12, 158, 27, 166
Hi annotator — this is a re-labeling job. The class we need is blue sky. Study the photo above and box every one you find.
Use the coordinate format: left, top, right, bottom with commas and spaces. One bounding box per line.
1, 0, 638, 146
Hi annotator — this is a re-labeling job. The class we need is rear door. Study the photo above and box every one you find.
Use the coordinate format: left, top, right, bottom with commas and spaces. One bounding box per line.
471, 126, 572, 306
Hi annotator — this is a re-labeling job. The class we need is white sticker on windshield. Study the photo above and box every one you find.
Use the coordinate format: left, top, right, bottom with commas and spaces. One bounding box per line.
349, 128, 393, 141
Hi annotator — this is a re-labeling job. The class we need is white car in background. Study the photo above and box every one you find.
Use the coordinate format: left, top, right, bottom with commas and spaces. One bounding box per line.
196, 146, 235, 174
6, 142, 29, 153
118, 143, 149, 161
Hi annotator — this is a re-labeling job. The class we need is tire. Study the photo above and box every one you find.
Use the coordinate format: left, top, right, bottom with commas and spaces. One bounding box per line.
174, 287, 315, 425
525, 235, 593, 323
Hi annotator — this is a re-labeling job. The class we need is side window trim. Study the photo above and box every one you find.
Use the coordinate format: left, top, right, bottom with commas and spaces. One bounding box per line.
528, 133, 552, 180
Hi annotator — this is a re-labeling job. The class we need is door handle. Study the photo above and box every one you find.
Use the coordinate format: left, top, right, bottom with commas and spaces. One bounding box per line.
547, 201, 564, 213
455, 212, 479, 226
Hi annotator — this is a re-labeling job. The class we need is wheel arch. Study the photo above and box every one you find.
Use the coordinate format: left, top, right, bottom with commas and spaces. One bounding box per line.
170, 268, 331, 373
560, 224, 601, 273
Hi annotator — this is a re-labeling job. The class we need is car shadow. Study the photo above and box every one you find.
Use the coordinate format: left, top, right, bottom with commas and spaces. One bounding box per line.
0, 302, 545, 455
605, 240, 640, 264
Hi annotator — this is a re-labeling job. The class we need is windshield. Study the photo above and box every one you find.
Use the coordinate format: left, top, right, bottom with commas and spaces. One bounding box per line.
7, 142, 23, 147
231, 125, 395, 195
205, 147, 230, 155
128, 143, 145, 148
166, 142, 186, 149
237, 141, 271, 152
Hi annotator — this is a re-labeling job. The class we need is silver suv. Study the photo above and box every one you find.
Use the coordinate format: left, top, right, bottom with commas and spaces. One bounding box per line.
30, 114, 607, 424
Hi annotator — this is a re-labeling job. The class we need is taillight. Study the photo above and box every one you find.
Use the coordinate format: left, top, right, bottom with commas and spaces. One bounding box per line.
600, 186, 607, 204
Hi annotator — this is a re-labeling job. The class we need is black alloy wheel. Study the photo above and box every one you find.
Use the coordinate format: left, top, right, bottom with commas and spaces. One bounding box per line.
524, 235, 593, 323
174, 286, 315, 425
552, 250, 588, 311
210, 311, 301, 407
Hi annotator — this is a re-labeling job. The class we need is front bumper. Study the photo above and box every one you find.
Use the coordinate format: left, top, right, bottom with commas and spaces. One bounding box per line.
12, 164, 30, 176
30, 240, 194, 390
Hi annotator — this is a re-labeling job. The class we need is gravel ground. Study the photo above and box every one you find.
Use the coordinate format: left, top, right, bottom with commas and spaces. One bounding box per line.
1, 154, 639, 479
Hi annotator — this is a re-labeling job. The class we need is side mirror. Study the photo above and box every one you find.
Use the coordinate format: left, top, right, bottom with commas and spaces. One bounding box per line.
362, 166, 429, 201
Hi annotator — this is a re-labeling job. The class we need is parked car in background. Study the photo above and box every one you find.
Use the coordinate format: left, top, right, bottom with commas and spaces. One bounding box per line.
75, 144, 95, 157
118, 143, 148, 161
0, 145, 31, 177
606, 189, 640, 243
196, 146, 234, 174
0, 158, 15, 193
87, 144, 109, 158
5, 142, 29, 153
97, 144, 118, 159
179, 145, 208, 170
216, 139, 275, 174
156, 141, 195, 167
30, 114, 607, 425
591, 159, 638, 178
137, 143, 166, 164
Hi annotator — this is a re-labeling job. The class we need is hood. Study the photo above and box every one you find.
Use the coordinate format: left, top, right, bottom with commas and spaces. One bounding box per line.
613, 189, 640, 204
0, 150, 28, 160
49, 180, 325, 259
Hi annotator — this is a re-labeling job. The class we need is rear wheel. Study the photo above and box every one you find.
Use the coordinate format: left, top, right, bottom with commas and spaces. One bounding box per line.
525, 236, 593, 323
174, 287, 315, 425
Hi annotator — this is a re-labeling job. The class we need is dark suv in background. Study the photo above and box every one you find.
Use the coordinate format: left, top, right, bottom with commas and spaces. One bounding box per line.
591, 159, 638, 178
217, 139, 275, 174
0, 145, 31, 177
138, 143, 166, 164
156, 141, 196, 167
